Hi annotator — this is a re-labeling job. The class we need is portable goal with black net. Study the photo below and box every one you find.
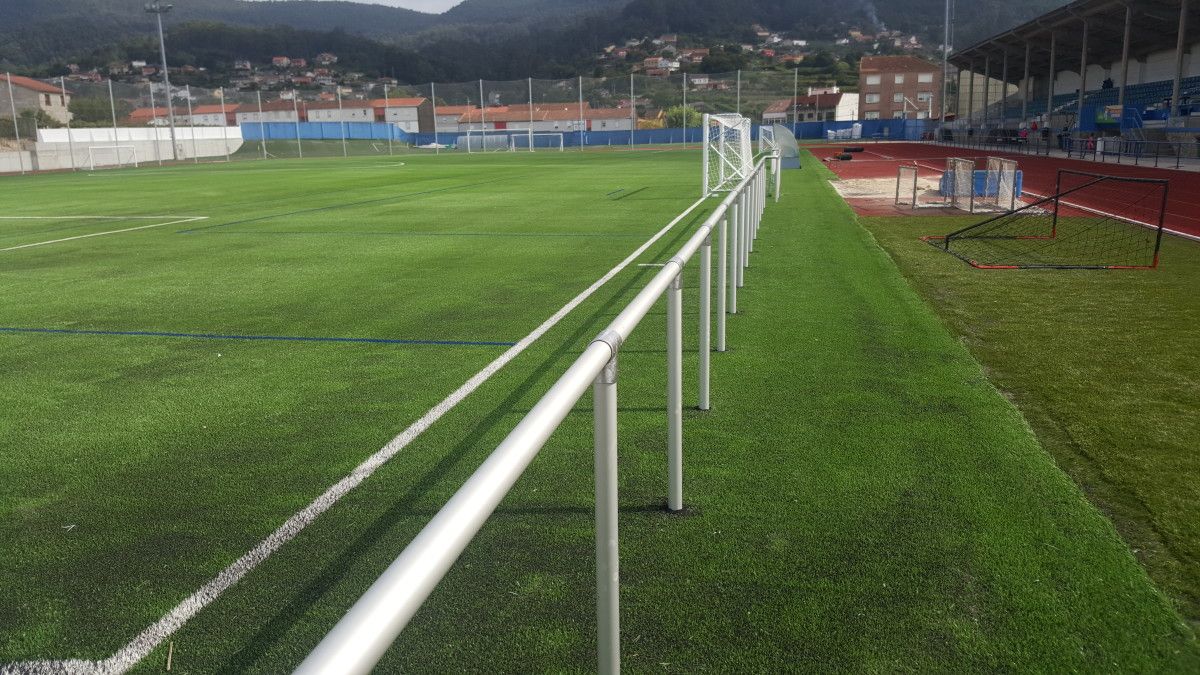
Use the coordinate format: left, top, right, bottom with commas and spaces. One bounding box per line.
925, 169, 1169, 269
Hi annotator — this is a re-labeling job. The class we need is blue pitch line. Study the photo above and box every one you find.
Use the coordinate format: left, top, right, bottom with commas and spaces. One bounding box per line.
177, 178, 516, 234
0, 327, 515, 347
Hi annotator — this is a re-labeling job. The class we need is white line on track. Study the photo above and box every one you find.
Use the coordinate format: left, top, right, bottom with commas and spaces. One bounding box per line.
0, 217, 208, 252
2, 194, 711, 675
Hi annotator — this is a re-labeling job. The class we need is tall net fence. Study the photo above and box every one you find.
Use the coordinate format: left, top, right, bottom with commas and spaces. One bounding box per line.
3, 69, 938, 173
934, 170, 1168, 269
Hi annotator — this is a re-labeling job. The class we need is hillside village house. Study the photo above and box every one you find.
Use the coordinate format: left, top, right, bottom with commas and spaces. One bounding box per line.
858, 55, 943, 120
762, 88, 860, 124
455, 104, 634, 133
185, 104, 241, 126
306, 100, 373, 123
369, 97, 434, 133
0, 74, 71, 123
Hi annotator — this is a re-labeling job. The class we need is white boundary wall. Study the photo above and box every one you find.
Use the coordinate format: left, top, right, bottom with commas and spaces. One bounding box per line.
33, 127, 244, 170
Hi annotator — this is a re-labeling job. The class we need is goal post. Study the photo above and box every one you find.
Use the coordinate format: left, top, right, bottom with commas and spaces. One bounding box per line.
895, 165, 919, 208
511, 132, 565, 152
758, 125, 777, 156
980, 157, 1020, 211
702, 113, 752, 196
928, 169, 1169, 269
86, 145, 139, 170
462, 129, 518, 153
945, 157, 975, 213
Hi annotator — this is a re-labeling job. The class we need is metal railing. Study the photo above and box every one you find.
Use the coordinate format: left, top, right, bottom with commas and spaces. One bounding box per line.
295, 153, 782, 675
939, 129, 1200, 169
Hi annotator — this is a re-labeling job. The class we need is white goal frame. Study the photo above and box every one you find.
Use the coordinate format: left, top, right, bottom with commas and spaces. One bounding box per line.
511, 132, 565, 152
981, 157, 1019, 211
463, 129, 519, 153
758, 125, 778, 156
702, 113, 752, 196
946, 157, 976, 213
86, 145, 139, 170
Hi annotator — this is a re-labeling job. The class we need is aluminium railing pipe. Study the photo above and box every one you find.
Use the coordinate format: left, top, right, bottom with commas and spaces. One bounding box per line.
699, 232, 712, 409
773, 153, 782, 203
716, 212, 728, 351
593, 351, 619, 675
748, 180, 756, 253
667, 268, 684, 512
729, 199, 740, 313
736, 193, 746, 285
297, 161, 765, 675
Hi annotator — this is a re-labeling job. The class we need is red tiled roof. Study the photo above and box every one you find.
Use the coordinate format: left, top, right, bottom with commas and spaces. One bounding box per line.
367, 97, 427, 108
306, 100, 373, 110
859, 56, 939, 73
763, 94, 844, 114
0, 74, 67, 95
435, 105, 477, 115
127, 107, 170, 122
191, 104, 242, 114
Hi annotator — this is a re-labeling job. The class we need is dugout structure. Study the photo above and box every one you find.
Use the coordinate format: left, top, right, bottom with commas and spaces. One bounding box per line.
926, 169, 1169, 269
702, 113, 753, 195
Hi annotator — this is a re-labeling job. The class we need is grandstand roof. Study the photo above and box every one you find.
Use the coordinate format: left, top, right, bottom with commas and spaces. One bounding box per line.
953, 0, 1200, 81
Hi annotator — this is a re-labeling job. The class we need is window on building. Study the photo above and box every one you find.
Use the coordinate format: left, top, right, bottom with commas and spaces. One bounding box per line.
917, 91, 933, 102
893, 93, 905, 103
44, 94, 51, 105
894, 74, 905, 84
865, 74, 881, 86
918, 73, 934, 83
864, 111, 880, 120
917, 111, 928, 119
892, 111, 906, 119
864, 93, 880, 104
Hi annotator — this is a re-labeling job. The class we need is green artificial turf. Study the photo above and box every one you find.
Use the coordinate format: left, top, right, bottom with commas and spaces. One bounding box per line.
2, 149, 1197, 672
863, 209, 1200, 632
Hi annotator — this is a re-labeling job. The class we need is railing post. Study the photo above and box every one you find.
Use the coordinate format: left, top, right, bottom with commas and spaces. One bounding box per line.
774, 154, 782, 203
666, 267, 684, 512
729, 200, 739, 313
717, 209, 728, 350
593, 350, 620, 675
737, 191, 747, 284
698, 233, 712, 410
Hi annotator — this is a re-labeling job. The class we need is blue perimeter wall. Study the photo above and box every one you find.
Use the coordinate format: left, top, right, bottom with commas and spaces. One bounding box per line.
240, 119, 934, 145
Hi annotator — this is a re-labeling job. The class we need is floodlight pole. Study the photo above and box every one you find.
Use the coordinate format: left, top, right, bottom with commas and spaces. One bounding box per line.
384, 83, 393, 156
147, 2, 178, 161
431, 82, 439, 155
793, 68, 799, 129
5, 73, 25, 174
337, 88, 347, 158
256, 90, 266, 160
629, 72, 635, 150
479, 79, 486, 136
148, 81, 162, 165
736, 69, 741, 115
528, 77, 535, 152
578, 76, 585, 151
682, 72, 687, 147
290, 90, 302, 158
107, 79, 120, 165
185, 84, 198, 163
941, 0, 951, 124
220, 88, 231, 162
60, 77, 77, 171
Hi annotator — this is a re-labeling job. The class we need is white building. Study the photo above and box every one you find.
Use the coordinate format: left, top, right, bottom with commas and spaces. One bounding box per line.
306, 101, 373, 123
235, 100, 302, 125
761, 92, 860, 124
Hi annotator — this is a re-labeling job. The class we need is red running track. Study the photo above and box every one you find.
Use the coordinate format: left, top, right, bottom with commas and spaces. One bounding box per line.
808, 142, 1200, 239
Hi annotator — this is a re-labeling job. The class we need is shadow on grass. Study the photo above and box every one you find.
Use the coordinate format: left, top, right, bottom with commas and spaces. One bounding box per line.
221, 214, 704, 671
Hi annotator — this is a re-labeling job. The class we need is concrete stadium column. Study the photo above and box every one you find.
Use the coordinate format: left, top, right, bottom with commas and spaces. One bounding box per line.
984, 55, 991, 127
1171, 0, 1191, 118
1001, 47, 1010, 127
968, 61, 976, 125
1077, 19, 1089, 126
1022, 41, 1032, 122
1118, 3, 1132, 111
1048, 33, 1057, 117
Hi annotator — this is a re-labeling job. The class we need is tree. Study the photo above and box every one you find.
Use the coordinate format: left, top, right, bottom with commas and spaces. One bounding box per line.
666, 104, 702, 127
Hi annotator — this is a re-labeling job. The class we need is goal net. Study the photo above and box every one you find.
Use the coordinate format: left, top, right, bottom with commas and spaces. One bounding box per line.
979, 157, 1020, 211
86, 145, 138, 170
927, 170, 1168, 269
703, 113, 752, 195
944, 157, 975, 212
511, 132, 565, 152
758, 125, 777, 156
462, 129, 517, 153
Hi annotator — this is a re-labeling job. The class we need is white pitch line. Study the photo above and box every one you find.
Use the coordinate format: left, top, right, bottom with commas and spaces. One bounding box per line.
0, 218, 208, 252
2, 194, 711, 675
0, 216, 200, 220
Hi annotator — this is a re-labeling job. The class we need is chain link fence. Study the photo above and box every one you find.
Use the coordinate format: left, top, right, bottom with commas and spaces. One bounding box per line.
3, 69, 938, 174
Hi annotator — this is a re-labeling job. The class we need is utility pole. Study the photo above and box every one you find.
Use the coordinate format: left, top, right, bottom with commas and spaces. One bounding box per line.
146, 2, 178, 161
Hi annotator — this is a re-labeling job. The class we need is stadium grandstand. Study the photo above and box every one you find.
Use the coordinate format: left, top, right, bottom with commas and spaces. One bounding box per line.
949, 0, 1200, 148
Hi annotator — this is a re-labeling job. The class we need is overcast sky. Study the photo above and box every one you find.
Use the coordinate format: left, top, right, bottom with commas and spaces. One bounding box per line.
248, 0, 463, 13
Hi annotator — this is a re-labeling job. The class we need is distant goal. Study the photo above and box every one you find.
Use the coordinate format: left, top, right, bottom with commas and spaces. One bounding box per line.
702, 113, 752, 195
511, 132, 565, 152
86, 145, 139, 170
